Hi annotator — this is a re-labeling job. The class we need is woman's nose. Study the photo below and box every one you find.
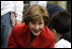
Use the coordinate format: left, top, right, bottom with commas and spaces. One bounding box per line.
35, 25, 39, 30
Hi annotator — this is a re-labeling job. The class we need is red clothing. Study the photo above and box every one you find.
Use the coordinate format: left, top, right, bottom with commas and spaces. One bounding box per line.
7, 23, 55, 48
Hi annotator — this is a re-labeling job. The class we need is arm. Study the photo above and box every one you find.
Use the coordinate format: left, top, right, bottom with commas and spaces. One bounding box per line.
47, 40, 55, 48
13, 1, 24, 25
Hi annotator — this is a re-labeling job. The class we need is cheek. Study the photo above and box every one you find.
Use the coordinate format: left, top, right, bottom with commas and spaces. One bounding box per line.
29, 24, 34, 29
52, 32, 56, 38
53, 33, 55, 37
40, 24, 45, 29
53, 33, 57, 39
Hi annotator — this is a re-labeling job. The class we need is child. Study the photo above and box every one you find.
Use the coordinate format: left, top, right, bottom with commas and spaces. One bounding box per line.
50, 11, 71, 48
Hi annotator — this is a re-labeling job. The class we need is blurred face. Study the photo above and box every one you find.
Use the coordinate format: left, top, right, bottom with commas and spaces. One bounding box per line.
28, 18, 45, 36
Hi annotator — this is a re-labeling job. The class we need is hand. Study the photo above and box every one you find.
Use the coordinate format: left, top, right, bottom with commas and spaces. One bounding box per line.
15, 20, 22, 25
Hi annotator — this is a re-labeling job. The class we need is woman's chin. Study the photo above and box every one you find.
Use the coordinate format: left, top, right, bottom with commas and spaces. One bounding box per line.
32, 31, 41, 36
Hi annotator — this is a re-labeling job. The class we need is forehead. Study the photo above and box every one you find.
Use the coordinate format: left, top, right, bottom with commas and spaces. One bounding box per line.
32, 18, 44, 23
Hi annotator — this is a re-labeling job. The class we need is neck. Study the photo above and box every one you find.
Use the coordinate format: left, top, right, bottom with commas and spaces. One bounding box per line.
30, 31, 37, 42
57, 34, 62, 41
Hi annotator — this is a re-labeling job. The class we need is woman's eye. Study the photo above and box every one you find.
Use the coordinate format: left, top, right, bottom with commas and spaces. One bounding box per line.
31, 22, 35, 24
39, 22, 42, 24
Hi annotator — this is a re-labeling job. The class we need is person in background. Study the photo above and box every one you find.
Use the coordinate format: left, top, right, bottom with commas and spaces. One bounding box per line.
1, 1, 24, 48
7, 4, 55, 48
50, 11, 71, 48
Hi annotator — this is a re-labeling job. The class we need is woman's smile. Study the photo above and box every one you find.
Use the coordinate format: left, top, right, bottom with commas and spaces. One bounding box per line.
32, 29, 41, 33
28, 18, 44, 36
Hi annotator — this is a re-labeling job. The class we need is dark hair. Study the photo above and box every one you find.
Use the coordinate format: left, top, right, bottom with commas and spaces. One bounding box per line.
50, 11, 71, 35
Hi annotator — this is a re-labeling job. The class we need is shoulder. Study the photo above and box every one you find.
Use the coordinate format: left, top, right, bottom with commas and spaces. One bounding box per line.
12, 23, 28, 30
11, 23, 29, 36
46, 3, 65, 11
46, 3, 58, 8
45, 27, 55, 39
41, 26, 55, 42
62, 31, 71, 43
55, 38, 71, 48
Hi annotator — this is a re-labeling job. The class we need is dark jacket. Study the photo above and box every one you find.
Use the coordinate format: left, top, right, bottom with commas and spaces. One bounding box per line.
46, 3, 65, 18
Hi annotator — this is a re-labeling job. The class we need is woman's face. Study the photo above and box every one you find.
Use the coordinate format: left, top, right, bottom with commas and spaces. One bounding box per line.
28, 18, 45, 36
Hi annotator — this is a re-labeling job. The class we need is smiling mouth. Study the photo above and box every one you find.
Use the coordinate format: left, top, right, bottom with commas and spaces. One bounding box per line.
33, 30, 40, 33
35, 31, 39, 33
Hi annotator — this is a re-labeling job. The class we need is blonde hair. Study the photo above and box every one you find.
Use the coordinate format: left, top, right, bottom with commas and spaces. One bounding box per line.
24, 4, 50, 26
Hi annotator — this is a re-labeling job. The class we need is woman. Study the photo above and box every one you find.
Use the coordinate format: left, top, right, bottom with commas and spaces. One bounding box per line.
7, 4, 55, 48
